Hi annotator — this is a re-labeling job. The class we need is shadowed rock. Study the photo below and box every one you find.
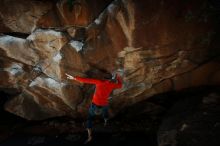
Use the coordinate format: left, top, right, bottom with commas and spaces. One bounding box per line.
0, 0, 220, 120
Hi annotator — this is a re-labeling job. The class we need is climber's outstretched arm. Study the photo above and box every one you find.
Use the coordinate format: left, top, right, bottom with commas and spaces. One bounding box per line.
65, 73, 102, 85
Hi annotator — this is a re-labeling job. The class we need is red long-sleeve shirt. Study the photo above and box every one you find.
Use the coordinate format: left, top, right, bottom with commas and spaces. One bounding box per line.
75, 75, 122, 106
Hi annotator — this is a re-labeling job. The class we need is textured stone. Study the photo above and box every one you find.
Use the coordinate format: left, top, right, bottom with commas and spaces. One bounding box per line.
0, 0, 51, 33
4, 87, 69, 120
0, 35, 38, 65
0, 28, 87, 119
173, 58, 220, 90
0, 0, 219, 120
56, 0, 112, 27
27, 29, 68, 80
0, 58, 29, 89
158, 92, 220, 146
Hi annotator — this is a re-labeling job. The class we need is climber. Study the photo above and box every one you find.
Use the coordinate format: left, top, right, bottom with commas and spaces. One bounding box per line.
65, 72, 122, 143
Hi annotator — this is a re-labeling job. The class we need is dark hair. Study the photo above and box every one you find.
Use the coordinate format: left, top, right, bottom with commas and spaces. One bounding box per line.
104, 73, 112, 80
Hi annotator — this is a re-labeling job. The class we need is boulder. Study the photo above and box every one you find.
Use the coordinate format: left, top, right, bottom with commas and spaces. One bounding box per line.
0, 0, 219, 120
158, 92, 220, 146
0, 0, 51, 33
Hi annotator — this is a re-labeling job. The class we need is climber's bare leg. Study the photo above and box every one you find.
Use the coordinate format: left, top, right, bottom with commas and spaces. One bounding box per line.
84, 128, 92, 144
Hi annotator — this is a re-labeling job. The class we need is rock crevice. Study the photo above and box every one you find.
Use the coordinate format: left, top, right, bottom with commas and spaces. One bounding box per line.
0, 0, 220, 120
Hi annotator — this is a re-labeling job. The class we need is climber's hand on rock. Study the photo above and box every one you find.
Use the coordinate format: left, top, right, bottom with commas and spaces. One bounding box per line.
65, 73, 75, 80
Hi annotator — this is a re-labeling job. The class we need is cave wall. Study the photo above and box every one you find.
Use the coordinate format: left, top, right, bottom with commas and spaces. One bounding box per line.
0, 0, 220, 120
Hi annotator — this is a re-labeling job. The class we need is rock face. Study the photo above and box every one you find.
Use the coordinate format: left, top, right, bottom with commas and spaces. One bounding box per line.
0, 0, 52, 33
0, 0, 220, 120
158, 92, 220, 146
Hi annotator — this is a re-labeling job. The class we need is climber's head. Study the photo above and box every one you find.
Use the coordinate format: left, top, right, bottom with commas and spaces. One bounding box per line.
104, 72, 117, 82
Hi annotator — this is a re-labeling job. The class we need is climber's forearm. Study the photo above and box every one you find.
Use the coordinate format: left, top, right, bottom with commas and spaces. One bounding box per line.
75, 76, 102, 85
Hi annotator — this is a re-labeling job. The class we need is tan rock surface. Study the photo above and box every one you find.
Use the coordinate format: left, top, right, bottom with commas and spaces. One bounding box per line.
0, 0, 219, 120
